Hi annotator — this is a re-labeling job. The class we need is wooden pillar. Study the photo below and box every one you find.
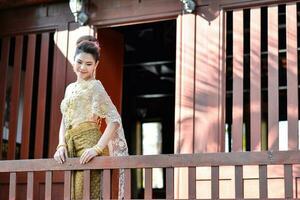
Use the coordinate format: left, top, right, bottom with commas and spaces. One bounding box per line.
174, 5, 224, 199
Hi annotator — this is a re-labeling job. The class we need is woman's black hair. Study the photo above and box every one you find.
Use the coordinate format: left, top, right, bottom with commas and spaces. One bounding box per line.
74, 35, 100, 61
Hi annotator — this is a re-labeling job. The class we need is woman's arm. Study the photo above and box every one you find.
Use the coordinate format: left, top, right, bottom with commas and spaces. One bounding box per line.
54, 118, 68, 164
96, 121, 120, 150
58, 118, 66, 145
80, 121, 120, 164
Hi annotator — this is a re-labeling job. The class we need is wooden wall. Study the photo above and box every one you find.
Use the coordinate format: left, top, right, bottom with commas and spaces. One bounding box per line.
0, 0, 299, 199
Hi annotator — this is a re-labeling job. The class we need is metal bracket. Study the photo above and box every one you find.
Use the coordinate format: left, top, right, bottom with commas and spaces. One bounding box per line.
180, 0, 196, 14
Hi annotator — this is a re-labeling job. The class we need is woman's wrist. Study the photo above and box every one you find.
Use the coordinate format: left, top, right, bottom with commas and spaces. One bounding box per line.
93, 144, 103, 155
56, 143, 67, 150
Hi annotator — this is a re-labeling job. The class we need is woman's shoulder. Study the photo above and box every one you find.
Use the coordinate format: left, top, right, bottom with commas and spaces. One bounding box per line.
92, 79, 105, 90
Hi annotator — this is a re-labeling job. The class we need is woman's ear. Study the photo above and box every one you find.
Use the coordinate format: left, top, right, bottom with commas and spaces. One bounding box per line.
95, 60, 99, 67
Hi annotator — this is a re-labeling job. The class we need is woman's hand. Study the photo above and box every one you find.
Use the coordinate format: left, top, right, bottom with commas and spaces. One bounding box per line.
54, 146, 68, 164
80, 148, 98, 164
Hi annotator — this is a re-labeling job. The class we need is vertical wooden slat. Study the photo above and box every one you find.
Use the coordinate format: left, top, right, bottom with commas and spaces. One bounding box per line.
235, 165, 244, 198
268, 6, 279, 150
166, 167, 174, 199
7, 36, 23, 160
20, 34, 36, 159
9, 172, 16, 200
286, 3, 298, 150
64, 171, 71, 200
174, 14, 182, 200
27, 172, 34, 200
250, 7, 261, 151
145, 168, 152, 199
220, 9, 227, 152
284, 164, 293, 198
211, 166, 219, 199
45, 171, 52, 200
34, 32, 49, 158
232, 10, 244, 152
194, 4, 221, 153
259, 165, 268, 199
180, 13, 196, 154
124, 169, 131, 199
188, 167, 196, 200
83, 170, 90, 200
102, 169, 111, 199
48, 25, 67, 157
0, 37, 10, 160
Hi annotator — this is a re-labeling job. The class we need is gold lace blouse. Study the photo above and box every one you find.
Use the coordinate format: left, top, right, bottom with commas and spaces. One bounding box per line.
60, 79, 128, 155
60, 79, 128, 199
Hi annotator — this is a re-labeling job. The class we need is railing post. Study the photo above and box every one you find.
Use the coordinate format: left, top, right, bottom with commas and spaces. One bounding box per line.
102, 169, 111, 199
235, 165, 244, 199
27, 172, 34, 200
211, 166, 219, 199
259, 165, 268, 199
145, 168, 152, 199
9, 172, 16, 200
284, 164, 293, 198
166, 167, 174, 199
83, 170, 90, 200
45, 171, 52, 200
124, 169, 131, 199
64, 171, 71, 200
188, 167, 196, 200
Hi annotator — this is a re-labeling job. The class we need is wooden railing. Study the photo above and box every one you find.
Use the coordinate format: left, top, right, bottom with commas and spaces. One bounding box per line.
1, 151, 300, 199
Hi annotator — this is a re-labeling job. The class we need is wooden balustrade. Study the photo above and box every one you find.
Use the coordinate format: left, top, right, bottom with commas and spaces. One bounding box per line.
1, 151, 300, 199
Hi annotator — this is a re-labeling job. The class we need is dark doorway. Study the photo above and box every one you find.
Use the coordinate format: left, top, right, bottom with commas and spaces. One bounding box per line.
113, 19, 176, 199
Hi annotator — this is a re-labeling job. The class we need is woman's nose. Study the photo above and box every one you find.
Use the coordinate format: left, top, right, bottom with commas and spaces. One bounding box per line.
80, 65, 86, 70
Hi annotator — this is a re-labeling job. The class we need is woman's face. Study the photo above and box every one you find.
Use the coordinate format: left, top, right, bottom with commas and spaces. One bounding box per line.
73, 52, 99, 81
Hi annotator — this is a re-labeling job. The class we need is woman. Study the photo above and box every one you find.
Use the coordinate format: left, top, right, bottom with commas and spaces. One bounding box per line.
54, 35, 128, 199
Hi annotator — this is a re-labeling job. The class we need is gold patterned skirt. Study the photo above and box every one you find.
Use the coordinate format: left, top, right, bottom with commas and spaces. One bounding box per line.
65, 121, 109, 200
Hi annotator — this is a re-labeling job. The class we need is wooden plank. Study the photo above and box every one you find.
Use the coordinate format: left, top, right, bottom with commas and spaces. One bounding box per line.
194, 5, 221, 153
220, 9, 227, 152
45, 171, 52, 200
48, 25, 67, 158
124, 169, 131, 199
27, 172, 34, 200
286, 3, 298, 150
250, 7, 261, 151
144, 168, 152, 199
166, 167, 174, 199
268, 6, 279, 151
180, 13, 196, 154
174, 14, 182, 199
188, 167, 196, 199
63, 170, 71, 200
284, 164, 293, 198
102, 169, 111, 199
211, 166, 219, 199
34, 32, 49, 158
0, 37, 10, 160
9, 172, 16, 200
1, 152, 300, 171
83, 170, 90, 200
259, 165, 268, 199
232, 10, 244, 152
174, 12, 182, 155
7, 35, 23, 160
20, 34, 36, 159
235, 165, 243, 198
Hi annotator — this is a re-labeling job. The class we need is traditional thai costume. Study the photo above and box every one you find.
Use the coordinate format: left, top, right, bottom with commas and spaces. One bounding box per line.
60, 79, 128, 200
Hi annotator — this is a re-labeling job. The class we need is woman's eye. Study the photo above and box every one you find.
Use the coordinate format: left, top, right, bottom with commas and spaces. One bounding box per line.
77, 61, 82, 64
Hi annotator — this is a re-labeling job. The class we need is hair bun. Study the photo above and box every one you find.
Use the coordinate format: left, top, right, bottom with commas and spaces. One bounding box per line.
76, 35, 100, 49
